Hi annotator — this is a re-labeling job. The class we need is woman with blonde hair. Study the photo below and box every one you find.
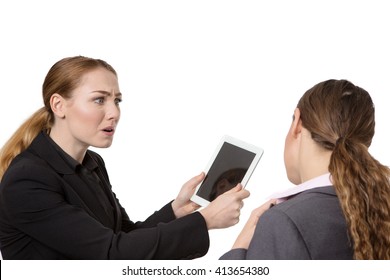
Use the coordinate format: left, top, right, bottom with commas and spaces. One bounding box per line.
0, 56, 249, 259
221, 79, 390, 260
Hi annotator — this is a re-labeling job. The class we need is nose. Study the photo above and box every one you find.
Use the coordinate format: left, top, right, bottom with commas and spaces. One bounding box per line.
106, 101, 121, 122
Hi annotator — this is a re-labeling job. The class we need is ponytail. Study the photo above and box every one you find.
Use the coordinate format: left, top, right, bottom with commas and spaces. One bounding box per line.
0, 107, 52, 181
329, 137, 390, 259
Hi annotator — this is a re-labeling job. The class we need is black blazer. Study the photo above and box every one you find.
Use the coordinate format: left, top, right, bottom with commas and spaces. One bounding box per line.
0, 132, 209, 259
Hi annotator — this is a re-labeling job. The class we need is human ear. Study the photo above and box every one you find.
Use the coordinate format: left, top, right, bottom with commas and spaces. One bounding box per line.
291, 108, 303, 139
50, 93, 66, 118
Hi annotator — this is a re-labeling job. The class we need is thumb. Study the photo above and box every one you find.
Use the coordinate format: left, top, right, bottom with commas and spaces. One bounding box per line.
224, 183, 243, 194
185, 172, 205, 189
194, 172, 206, 185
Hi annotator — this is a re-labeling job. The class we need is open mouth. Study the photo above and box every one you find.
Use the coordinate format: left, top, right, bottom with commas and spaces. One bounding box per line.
102, 126, 115, 135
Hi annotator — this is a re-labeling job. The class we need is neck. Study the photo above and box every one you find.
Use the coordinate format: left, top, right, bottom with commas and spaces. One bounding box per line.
298, 129, 332, 183
299, 154, 331, 183
49, 126, 87, 163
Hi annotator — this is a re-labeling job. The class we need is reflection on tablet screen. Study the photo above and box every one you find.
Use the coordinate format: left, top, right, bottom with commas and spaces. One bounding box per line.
196, 142, 256, 202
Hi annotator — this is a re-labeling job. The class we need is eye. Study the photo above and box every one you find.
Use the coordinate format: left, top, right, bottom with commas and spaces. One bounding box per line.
94, 97, 105, 104
115, 98, 122, 105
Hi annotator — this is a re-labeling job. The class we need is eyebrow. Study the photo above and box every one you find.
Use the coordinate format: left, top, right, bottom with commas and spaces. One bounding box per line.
90, 90, 122, 97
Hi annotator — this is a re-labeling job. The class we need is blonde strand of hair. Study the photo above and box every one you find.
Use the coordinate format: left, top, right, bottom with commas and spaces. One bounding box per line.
0, 107, 51, 181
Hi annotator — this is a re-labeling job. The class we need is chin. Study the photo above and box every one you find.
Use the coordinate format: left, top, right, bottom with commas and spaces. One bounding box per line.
93, 141, 113, 149
285, 169, 300, 185
287, 175, 301, 185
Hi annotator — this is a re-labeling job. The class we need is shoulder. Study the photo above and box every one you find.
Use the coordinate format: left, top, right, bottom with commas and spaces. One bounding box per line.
257, 186, 344, 247
273, 186, 341, 220
242, 188, 338, 260
247, 204, 312, 259
2, 149, 54, 184
252, 186, 351, 259
0, 151, 65, 217
0, 133, 74, 193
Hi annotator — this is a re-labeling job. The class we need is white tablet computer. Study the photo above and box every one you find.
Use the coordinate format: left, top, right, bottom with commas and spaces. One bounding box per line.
191, 135, 264, 207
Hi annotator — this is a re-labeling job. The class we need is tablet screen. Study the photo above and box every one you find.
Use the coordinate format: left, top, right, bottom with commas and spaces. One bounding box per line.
195, 142, 256, 202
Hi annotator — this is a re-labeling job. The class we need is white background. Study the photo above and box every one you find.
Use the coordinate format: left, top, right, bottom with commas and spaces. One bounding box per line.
1, 0, 389, 262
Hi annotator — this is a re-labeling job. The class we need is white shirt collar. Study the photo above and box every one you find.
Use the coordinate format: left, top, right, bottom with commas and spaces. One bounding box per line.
269, 173, 332, 204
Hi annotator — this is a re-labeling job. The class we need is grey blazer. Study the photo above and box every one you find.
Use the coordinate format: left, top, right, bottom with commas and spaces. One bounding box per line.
220, 186, 353, 259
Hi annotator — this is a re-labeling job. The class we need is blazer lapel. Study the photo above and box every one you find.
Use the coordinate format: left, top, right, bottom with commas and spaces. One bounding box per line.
28, 132, 122, 231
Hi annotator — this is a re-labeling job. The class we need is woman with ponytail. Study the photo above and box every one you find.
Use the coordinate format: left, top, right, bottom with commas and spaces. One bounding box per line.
0, 56, 249, 259
221, 79, 390, 260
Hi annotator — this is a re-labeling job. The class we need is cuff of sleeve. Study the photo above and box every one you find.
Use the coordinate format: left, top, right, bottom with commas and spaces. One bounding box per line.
159, 200, 177, 221
153, 211, 210, 259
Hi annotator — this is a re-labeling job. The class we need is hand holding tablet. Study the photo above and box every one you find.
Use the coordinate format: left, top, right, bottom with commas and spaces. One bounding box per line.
191, 135, 264, 207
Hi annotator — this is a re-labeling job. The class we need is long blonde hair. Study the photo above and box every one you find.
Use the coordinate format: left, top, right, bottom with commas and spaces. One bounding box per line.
0, 56, 117, 180
297, 79, 390, 259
